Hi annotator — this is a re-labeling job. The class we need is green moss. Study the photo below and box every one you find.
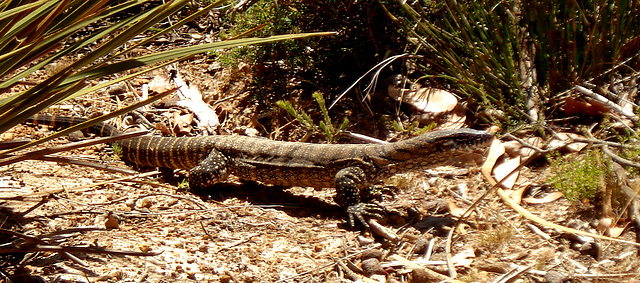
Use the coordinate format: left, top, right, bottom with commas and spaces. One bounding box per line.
547, 150, 607, 201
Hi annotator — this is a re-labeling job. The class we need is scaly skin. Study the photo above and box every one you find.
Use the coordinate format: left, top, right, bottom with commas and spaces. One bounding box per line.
26, 114, 493, 227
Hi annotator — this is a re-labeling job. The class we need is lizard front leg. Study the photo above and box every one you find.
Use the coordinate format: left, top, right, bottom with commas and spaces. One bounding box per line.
188, 150, 230, 188
334, 167, 385, 228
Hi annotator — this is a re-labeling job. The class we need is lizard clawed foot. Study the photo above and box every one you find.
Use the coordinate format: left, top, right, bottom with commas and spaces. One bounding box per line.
346, 203, 386, 229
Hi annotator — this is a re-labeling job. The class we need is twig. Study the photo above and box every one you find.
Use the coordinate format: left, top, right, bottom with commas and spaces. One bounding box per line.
575, 85, 638, 121
494, 264, 531, 283
600, 145, 640, 169
0, 139, 31, 150
274, 243, 382, 283
526, 223, 551, 240
217, 232, 261, 251
31, 155, 136, 174
387, 254, 465, 282
508, 263, 640, 279
503, 133, 547, 153
0, 130, 148, 167
7, 171, 161, 201
134, 192, 209, 210
342, 131, 389, 144
479, 140, 640, 246
329, 54, 424, 110
0, 228, 87, 266
445, 228, 457, 278
0, 245, 160, 256
20, 195, 51, 216
486, 164, 640, 246
572, 137, 640, 150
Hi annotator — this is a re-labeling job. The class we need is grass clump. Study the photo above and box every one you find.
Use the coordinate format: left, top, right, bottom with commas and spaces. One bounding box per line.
277, 92, 349, 143
381, 0, 640, 129
548, 150, 608, 201
479, 227, 514, 249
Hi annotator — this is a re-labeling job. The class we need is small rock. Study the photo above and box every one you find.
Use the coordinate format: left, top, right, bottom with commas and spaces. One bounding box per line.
361, 249, 383, 260
361, 258, 385, 276
104, 213, 120, 229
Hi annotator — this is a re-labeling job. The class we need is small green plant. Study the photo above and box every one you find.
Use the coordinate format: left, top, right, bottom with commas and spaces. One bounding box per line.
178, 179, 190, 190
391, 120, 436, 136
548, 150, 608, 201
111, 142, 122, 156
277, 92, 349, 143
110, 142, 122, 161
480, 227, 514, 249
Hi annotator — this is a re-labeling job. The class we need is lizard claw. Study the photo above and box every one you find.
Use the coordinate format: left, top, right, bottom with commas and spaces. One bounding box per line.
346, 203, 386, 229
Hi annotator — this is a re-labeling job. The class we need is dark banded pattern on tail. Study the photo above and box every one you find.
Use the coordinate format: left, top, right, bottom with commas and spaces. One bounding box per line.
118, 136, 217, 170
25, 115, 217, 170
26, 114, 120, 137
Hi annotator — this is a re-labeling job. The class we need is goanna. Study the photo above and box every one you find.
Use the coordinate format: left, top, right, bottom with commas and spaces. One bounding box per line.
25, 114, 493, 227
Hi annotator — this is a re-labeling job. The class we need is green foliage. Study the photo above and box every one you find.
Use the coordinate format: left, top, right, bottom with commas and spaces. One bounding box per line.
111, 142, 122, 158
277, 92, 349, 143
382, 0, 640, 128
0, 0, 332, 166
391, 120, 436, 136
548, 150, 608, 201
220, 0, 405, 100
521, 1, 640, 92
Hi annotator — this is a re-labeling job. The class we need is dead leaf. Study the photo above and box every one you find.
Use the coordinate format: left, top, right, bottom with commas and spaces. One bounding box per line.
487, 125, 501, 134
147, 76, 170, 93
448, 201, 466, 217
451, 248, 475, 267
387, 81, 458, 114
609, 225, 627, 238
439, 105, 467, 129
482, 139, 506, 178
502, 140, 521, 156
492, 156, 521, 190
503, 137, 543, 159
597, 218, 628, 238
509, 186, 527, 204
155, 122, 172, 136
563, 97, 610, 117
368, 219, 398, 241
173, 113, 194, 135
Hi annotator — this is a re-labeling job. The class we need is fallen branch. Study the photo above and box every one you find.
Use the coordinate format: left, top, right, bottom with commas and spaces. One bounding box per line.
479, 140, 640, 246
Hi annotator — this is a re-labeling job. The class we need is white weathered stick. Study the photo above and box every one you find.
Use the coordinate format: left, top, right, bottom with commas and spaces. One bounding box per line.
575, 85, 638, 121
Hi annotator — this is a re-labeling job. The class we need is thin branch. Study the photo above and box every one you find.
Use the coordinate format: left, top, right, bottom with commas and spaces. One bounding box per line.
601, 145, 640, 169
575, 85, 638, 121
26, 154, 136, 174
0, 130, 148, 167
0, 245, 160, 256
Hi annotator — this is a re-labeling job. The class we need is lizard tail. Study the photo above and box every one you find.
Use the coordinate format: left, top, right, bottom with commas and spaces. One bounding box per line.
25, 114, 122, 137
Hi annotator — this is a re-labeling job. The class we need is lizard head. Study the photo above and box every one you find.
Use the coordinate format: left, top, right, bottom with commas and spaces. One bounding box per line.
383, 128, 494, 162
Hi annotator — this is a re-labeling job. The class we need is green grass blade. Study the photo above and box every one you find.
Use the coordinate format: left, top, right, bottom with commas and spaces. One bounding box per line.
0, 87, 176, 159
66, 32, 336, 84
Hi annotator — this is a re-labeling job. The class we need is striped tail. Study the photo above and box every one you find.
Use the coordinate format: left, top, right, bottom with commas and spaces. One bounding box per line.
25, 114, 121, 137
